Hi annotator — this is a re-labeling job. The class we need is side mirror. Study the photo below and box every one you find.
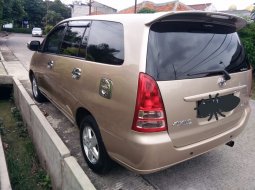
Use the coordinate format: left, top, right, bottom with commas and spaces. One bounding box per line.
27, 41, 40, 51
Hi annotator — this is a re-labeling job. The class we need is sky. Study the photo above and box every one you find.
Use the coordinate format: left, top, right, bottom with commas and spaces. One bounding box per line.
60, 0, 255, 11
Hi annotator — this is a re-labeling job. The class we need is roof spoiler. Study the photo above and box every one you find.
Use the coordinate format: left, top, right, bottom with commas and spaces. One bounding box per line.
146, 11, 247, 31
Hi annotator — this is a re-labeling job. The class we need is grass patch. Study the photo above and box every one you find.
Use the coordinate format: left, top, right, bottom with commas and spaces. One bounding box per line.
0, 100, 51, 190
252, 78, 255, 100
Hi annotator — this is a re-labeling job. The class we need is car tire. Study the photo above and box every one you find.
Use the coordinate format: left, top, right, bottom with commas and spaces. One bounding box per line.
31, 75, 46, 103
80, 115, 112, 174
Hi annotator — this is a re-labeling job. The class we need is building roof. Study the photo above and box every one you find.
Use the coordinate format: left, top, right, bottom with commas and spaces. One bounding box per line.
188, 3, 212, 11
118, 1, 193, 14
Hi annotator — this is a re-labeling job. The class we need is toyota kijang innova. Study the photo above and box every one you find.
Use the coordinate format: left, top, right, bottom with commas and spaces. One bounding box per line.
27, 11, 252, 174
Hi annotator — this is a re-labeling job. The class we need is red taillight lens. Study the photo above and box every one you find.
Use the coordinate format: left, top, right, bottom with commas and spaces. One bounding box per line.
132, 73, 167, 132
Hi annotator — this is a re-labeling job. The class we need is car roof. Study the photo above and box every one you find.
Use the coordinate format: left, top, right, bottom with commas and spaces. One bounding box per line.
62, 12, 161, 24
60, 11, 246, 30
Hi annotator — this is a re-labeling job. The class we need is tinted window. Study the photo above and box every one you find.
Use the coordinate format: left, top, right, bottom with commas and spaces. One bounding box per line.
87, 21, 124, 65
78, 24, 90, 59
146, 22, 250, 81
44, 24, 66, 54
60, 26, 86, 57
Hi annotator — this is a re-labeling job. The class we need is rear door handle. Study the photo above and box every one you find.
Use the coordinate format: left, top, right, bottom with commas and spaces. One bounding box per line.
72, 68, 81, 80
47, 60, 54, 69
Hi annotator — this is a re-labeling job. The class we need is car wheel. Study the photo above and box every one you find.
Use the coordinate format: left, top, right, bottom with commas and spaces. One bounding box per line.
31, 75, 46, 102
80, 115, 112, 174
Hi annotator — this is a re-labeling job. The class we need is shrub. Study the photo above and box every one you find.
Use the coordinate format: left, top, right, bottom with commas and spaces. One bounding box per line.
138, 8, 156, 13
2, 27, 31, 34
44, 25, 54, 35
238, 23, 255, 69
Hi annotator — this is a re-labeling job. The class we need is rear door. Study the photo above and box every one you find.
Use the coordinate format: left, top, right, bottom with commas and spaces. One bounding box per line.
146, 14, 252, 147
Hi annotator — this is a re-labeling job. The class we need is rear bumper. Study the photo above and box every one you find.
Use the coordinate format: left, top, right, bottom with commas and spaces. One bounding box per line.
106, 106, 251, 174
32, 33, 42, 37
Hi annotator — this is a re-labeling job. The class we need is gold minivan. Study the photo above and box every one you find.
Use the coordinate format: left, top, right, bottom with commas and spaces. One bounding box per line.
28, 12, 252, 174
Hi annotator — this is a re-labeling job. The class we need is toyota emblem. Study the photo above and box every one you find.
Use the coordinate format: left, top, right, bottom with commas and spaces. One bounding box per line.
217, 77, 226, 87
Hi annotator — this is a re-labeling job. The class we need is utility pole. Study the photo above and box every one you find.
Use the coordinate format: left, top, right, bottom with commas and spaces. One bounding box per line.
134, 0, 137, 13
88, 0, 93, 15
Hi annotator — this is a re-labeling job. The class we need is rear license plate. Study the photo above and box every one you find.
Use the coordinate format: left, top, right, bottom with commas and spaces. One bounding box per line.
196, 93, 240, 120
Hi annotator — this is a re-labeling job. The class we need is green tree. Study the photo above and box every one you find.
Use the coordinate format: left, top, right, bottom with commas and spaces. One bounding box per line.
239, 23, 255, 68
42, 0, 71, 32
2, 0, 26, 27
43, 10, 63, 26
49, 0, 71, 19
2, 0, 13, 24
23, 0, 46, 27
138, 8, 156, 13
12, 0, 26, 27
0, 0, 3, 30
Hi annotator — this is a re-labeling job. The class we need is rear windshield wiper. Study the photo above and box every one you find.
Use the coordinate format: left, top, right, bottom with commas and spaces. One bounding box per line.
188, 69, 231, 81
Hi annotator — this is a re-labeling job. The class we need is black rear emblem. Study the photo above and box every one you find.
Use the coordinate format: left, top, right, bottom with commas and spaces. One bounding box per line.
194, 93, 240, 121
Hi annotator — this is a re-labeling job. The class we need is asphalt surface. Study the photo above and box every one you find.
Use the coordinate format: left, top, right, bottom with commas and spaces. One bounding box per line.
3, 33, 255, 190
4, 33, 43, 70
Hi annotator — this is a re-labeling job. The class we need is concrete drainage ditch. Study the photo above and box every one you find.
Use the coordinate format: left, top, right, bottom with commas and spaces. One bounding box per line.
0, 75, 95, 190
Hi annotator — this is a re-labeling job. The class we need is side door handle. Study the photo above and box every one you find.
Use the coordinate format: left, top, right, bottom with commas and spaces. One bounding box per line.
47, 60, 54, 69
72, 68, 81, 80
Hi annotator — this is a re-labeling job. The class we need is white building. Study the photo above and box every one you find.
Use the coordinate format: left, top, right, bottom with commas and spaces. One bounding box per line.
71, 1, 117, 17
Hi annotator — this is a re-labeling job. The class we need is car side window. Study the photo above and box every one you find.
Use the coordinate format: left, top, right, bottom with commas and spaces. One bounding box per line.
78, 25, 90, 59
43, 24, 66, 54
59, 26, 86, 57
86, 21, 124, 65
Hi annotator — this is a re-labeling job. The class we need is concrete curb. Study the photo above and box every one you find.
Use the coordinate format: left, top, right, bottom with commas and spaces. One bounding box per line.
62, 157, 96, 190
0, 75, 12, 85
0, 136, 12, 190
10, 77, 96, 190
250, 99, 255, 103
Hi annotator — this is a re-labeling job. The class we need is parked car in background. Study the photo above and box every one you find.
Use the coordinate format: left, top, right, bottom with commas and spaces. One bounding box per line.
32, 27, 42, 37
27, 12, 252, 174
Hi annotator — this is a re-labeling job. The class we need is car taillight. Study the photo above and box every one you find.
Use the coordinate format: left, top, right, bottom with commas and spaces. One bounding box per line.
132, 73, 167, 132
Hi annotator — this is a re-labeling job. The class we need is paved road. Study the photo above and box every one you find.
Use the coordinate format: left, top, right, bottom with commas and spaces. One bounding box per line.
5, 33, 43, 70
5, 33, 255, 190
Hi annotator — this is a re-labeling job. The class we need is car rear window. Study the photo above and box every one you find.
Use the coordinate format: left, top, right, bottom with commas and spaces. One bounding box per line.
33, 28, 41, 31
146, 21, 250, 81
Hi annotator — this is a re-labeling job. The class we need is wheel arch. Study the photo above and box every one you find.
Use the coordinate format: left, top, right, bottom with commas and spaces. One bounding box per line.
29, 70, 34, 82
76, 107, 94, 129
